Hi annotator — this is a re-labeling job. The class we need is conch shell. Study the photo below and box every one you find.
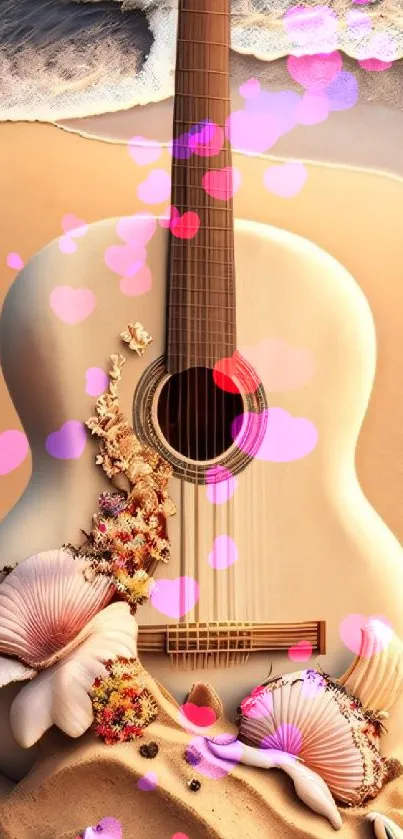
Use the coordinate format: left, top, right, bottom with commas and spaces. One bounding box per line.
367, 812, 403, 839
339, 619, 403, 714
235, 670, 401, 807
0, 550, 138, 747
206, 739, 342, 830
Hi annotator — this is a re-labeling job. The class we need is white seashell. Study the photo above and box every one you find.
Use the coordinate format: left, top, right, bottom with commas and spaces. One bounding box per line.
0, 656, 36, 689
206, 739, 342, 830
9, 601, 138, 748
236, 671, 401, 806
367, 812, 403, 839
339, 619, 403, 714
0, 549, 114, 670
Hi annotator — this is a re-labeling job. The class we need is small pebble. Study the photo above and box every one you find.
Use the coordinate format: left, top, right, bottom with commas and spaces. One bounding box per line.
188, 779, 201, 792
139, 741, 159, 759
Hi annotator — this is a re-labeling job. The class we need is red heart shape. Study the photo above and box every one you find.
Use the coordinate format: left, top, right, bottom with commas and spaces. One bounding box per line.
288, 640, 313, 662
170, 210, 200, 239
181, 702, 217, 728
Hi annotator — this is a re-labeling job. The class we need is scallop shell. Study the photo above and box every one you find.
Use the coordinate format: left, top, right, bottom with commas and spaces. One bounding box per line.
237, 670, 401, 806
0, 549, 114, 669
367, 812, 403, 839
339, 619, 403, 714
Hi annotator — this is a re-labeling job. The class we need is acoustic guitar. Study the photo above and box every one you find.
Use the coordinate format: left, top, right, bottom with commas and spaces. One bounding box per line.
2, 0, 403, 752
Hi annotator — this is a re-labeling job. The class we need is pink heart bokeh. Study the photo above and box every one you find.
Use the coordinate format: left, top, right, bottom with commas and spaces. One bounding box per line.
137, 772, 158, 792
208, 535, 238, 571
137, 169, 171, 204
233, 407, 318, 462
240, 337, 315, 392
150, 576, 200, 618
6, 252, 24, 270
119, 264, 152, 297
104, 242, 147, 278
49, 286, 96, 324
288, 640, 313, 662
0, 430, 29, 475
239, 78, 261, 99
128, 136, 162, 165
205, 465, 237, 504
339, 613, 392, 656
202, 166, 242, 201
264, 162, 308, 198
45, 420, 87, 460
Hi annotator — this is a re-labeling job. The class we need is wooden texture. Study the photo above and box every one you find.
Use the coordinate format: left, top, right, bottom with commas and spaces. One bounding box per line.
167, 0, 236, 372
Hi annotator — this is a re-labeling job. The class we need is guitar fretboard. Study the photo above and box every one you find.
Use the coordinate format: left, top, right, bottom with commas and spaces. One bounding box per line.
166, 0, 236, 373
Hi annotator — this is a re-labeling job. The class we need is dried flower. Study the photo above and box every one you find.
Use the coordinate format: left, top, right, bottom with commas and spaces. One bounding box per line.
90, 657, 158, 745
120, 322, 153, 356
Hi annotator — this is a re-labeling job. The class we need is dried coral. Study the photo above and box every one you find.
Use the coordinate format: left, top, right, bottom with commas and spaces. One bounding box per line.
79, 324, 175, 610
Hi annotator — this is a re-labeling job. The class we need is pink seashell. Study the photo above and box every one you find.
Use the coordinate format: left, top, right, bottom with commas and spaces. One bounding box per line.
0, 550, 114, 669
237, 669, 401, 806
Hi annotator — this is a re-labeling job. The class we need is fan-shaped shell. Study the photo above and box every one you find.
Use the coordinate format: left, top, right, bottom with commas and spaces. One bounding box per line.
339, 620, 403, 714
238, 670, 401, 806
0, 549, 114, 669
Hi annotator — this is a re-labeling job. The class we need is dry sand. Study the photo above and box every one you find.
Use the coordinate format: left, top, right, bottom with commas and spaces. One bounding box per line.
0, 671, 402, 839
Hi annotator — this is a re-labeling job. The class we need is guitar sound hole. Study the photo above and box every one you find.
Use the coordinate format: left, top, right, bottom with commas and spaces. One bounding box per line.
157, 367, 244, 462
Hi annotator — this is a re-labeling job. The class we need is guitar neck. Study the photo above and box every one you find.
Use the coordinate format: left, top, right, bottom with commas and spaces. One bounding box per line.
166, 0, 236, 373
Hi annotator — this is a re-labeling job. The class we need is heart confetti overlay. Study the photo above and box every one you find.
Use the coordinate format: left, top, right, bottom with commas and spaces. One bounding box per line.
6, 252, 24, 270
286, 52, 342, 91
288, 640, 313, 662
0, 430, 29, 475
45, 420, 87, 460
233, 408, 318, 462
202, 166, 242, 201
137, 169, 171, 205
339, 613, 393, 656
59, 214, 88, 254
82, 817, 122, 839
240, 338, 315, 392
169, 210, 201, 240
137, 772, 158, 792
85, 368, 109, 397
119, 264, 152, 297
185, 735, 242, 779
49, 286, 96, 325
150, 576, 200, 619
205, 465, 237, 505
263, 162, 308, 198
208, 535, 238, 571
181, 702, 217, 729
128, 136, 162, 166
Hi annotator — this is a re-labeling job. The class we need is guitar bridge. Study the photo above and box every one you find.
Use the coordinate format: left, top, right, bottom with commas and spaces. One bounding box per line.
137, 620, 326, 669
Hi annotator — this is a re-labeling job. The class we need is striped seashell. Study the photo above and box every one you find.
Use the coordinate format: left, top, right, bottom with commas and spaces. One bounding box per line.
0, 549, 114, 669
339, 619, 403, 714
367, 812, 403, 839
237, 669, 402, 806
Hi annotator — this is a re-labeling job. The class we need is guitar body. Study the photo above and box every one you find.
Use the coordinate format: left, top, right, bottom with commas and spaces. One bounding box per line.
2, 214, 403, 780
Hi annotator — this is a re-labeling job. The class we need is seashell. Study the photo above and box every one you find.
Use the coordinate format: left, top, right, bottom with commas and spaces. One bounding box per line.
338, 619, 403, 714
236, 670, 401, 807
9, 601, 138, 748
0, 549, 114, 670
206, 739, 342, 830
367, 812, 403, 839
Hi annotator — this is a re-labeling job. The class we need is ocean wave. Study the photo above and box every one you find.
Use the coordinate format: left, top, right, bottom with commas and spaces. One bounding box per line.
0, 0, 402, 122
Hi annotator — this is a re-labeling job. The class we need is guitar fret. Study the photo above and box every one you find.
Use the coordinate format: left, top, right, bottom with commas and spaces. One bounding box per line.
170, 286, 234, 293
175, 92, 230, 102
177, 38, 228, 48
168, 305, 236, 313
177, 67, 228, 74
180, 7, 228, 15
